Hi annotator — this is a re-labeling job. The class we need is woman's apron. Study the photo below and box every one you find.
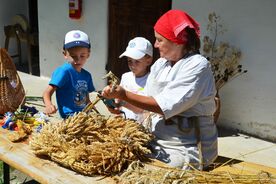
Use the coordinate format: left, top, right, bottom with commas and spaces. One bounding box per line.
144, 63, 218, 170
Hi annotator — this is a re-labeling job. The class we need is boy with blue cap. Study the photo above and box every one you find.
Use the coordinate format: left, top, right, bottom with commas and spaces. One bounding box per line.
43, 30, 95, 118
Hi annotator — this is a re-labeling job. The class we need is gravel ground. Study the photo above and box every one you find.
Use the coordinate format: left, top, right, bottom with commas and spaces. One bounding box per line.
10, 170, 39, 184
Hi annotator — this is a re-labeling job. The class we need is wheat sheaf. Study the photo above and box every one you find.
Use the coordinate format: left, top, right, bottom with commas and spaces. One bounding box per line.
30, 112, 153, 176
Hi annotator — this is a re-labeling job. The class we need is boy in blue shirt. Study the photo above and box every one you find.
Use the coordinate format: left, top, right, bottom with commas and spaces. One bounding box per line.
43, 30, 95, 118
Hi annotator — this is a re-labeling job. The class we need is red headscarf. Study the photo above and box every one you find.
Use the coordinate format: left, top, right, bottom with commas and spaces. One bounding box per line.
154, 10, 200, 44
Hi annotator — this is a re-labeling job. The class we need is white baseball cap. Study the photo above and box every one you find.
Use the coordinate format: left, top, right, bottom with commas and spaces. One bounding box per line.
63, 30, 91, 49
119, 37, 153, 60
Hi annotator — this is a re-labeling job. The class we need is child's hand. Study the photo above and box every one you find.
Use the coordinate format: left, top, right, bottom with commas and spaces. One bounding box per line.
107, 106, 122, 115
115, 99, 125, 107
44, 104, 57, 115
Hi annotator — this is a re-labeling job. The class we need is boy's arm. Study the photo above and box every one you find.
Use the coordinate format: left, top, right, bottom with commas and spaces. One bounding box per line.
43, 85, 58, 115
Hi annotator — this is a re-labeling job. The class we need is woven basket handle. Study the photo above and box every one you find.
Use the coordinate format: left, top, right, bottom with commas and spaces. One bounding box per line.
0, 76, 8, 80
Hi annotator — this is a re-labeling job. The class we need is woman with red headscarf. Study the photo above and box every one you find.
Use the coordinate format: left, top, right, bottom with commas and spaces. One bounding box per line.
102, 10, 217, 170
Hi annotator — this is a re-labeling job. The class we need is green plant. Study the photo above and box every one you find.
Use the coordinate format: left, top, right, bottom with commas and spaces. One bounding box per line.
0, 161, 3, 184
202, 12, 247, 90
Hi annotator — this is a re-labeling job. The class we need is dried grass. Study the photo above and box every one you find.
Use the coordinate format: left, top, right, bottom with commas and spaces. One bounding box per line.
30, 112, 153, 175
116, 161, 276, 184
202, 12, 247, 90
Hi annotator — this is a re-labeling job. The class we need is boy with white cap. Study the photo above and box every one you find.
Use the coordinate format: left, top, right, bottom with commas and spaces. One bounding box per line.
117, 37, 153, 122
43, 30, 95, 119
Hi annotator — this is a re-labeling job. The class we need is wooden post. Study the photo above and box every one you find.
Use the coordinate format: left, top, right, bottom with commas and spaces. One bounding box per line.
3, 162, 10, 184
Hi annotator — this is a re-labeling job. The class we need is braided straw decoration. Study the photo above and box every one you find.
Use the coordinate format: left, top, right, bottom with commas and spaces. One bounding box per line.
30, 112, 153, 176
0, 48, 25, 114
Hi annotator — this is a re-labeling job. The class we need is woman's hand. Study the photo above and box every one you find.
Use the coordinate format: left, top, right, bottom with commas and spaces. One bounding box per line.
101, 85, 126, 100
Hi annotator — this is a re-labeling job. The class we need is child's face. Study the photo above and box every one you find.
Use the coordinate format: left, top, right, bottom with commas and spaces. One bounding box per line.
64, 47, 90, 72
127, 55, 152, 77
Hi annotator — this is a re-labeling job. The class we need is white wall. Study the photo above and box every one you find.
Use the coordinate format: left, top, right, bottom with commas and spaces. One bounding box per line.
173, 0, 276, 141
38, 0, 108, 90
0, 0, 28, 63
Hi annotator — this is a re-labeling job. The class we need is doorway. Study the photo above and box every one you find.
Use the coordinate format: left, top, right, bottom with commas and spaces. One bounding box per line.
107, 0, 171, 79
28, 0, 39, 76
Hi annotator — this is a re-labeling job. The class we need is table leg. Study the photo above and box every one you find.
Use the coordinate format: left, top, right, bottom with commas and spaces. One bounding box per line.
3, 162, 10, 184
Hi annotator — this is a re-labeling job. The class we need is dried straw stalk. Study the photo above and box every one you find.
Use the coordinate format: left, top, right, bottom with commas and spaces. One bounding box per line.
202, 12, 247, 90
117, 161, 276, 184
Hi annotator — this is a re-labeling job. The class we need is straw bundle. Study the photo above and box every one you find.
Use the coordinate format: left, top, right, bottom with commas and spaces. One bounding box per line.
117, 161, 276, 184
30, 112, 153, 175
0, 48, 25, 114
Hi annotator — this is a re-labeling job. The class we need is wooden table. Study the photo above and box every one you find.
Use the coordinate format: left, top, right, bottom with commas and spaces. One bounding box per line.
1, 126, 276, 184
212, 155, 276, 175
0, 128, 116, 184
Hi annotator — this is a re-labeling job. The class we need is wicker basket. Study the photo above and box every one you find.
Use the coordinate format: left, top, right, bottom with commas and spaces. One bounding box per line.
0, 48, 25, 115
